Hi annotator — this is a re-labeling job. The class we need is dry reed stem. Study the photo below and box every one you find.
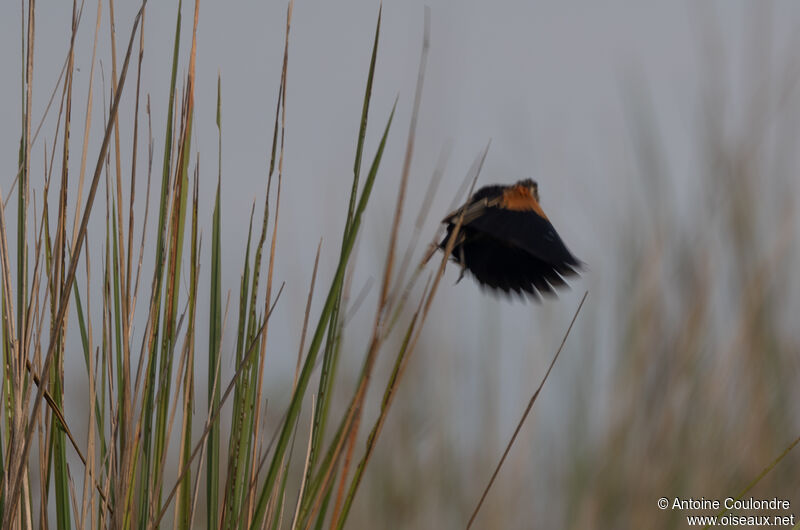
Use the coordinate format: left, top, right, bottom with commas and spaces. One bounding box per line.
70, 0, 102, 251
3, 5, 148, 526
188, 291, 231, 528
327, 11, 431, 524
466, 291, 589, 529
291, 394, 318, 530
249, 2, 293, 523
4, 2, 83, 209
295, 240, 323, 390
329, 142, 489, 529
152, 285, 284, 527
392, 141, 451, 312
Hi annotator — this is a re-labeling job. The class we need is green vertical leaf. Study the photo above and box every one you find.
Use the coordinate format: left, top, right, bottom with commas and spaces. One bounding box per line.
207, 72, 223, 530
252, 101, 396, 528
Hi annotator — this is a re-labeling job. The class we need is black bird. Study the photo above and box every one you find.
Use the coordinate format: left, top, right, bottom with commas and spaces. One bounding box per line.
439, 179, 581, 300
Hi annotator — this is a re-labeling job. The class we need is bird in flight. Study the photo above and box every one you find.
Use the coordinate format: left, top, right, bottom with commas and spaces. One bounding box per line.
439, 179, 581, 300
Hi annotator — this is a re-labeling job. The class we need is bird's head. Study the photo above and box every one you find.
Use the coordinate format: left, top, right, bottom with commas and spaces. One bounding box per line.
516, 179, 539, 202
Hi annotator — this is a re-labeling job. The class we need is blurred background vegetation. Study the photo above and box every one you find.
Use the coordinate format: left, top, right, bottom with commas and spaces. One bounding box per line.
1, 1, 799, 529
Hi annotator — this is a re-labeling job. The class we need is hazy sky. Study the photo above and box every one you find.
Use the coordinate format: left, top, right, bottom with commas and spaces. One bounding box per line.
3, 0, 799, 405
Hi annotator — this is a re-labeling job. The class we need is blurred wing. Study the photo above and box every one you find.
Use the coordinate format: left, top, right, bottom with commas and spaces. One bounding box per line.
468, 206, 581, 271
441, 184, 506, 226
441, 199, 490, 227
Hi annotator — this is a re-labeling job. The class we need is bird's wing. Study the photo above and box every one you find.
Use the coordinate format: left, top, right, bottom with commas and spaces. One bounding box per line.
441, 198, 492, 226
441, 184, 506, 225
443, 183, 581, 272
467, 206, 581, 271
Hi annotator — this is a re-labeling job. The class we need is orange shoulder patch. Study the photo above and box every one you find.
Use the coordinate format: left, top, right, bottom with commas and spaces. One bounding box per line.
500, 185, 549, 220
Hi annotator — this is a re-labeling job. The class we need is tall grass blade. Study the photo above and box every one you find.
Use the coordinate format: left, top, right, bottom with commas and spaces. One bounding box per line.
175, 171, 200, 530
306, 11, 383, 501
332, 288, 425, 530
2, 5, 148, 526
252, 101, 397, 528
138, 0, 181, 524
207, 71, 223, 530
220, 205, 254, 528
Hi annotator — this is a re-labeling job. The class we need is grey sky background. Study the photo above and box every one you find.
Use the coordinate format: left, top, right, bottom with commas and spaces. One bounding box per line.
2, 1, 800, 526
